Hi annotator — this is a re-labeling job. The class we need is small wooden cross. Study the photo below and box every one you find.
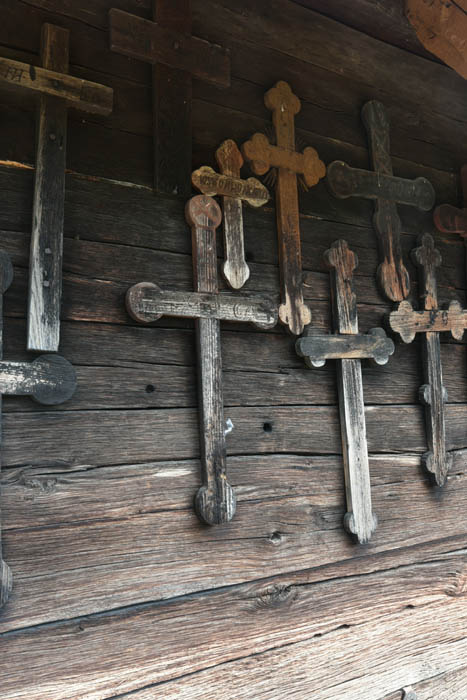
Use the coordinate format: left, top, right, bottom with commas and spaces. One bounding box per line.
109, 1, 230, 197
192, 139, 269, 290
434, 165, 467, 276
0, 250, 76, 609
327, 101, 435, 303
242, 81, 326, 336
389, 234, 466, 486
126, 195, 277, 525
296, 240, 394, 544
0, 24, 113, 353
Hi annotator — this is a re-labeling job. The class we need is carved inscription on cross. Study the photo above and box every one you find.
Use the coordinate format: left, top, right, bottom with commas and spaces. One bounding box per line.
327, 101, 435, 302
109, 1, 230, 197
242, 81, 326, 335
389, 234, 465, 486
192, 139, 269, 290
0, 251, 76, 609
126, 195, 277, 525
0, 24, 113, 353
296, 240, 394, 544
434, 165, 467, 273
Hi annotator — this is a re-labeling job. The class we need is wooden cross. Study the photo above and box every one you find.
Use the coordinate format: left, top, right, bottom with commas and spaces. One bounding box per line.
126, 195, 277, 525
242, 81, 326, 336
192, 139, 269, 290
296, 240, 394, 544
389, 234, 465, 486
327, 100, 435, 303
109, 1, 230, 198
0, 25, 113, 354
0, 250, 76, 609
434, 165, 467, 276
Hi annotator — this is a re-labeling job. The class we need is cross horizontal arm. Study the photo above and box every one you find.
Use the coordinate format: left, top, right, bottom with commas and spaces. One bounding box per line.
0, 355, 76, 404
0, 56, 113, 115
126, 282, 278, 329
109, 8, 230, 88
242, 133, 325, 187
434, 203, 467, 235
296, 327, 394, 368
389, 299, 467, 343
191, 166, 269, 206
327, 160, 435, 211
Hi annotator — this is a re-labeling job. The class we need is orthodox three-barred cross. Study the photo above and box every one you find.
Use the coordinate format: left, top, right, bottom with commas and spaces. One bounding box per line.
242, 81, 326, 336
327, 101, 435, 302
126, 195, 277, 525
434, 165, 467, 274
192, 140, 270, 290
389, 234, 467, 486
109, 0, 230, 197
0, 251, 76, 609
0, 24, 113, 352
296, 240, 394, 544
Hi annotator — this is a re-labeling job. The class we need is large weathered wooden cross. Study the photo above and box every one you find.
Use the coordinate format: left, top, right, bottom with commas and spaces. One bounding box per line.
0, 251, 76, 609
389, 234, 466, 486
126, 195, 277, 525
327, 101, 435, 302
109, 0, 230, 197
0, 24, 113, 353
192, 139, 270, 290
434, 165, 467, 273
296, 240, 394, 544
242, 81, 326, 336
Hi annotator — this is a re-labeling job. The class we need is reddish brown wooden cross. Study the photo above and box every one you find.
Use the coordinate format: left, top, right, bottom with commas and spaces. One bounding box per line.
434, 165, 467, 245
242, 81, 326, 336
109, 0, 230, 197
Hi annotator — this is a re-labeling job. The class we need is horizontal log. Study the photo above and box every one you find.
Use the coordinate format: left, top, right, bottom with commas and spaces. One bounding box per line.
0, 445, 466, 628
0, 553, 465, 697
0, 55, 113, 115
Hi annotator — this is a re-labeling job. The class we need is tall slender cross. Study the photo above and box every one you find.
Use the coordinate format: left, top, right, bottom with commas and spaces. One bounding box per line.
327, 101, 435, 302
0, 24, 113, 353
192, 139, 270, 290
109, 1, 230, 197
0, 251, 76, 609
389, 234, 467, 486
242, 81, 326, 336
296, 240, 394, 544
126, 195, 277, 525
434, 165, 467, 276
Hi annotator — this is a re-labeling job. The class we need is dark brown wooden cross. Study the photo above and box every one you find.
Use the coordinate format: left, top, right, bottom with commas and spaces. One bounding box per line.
0, 251, 76, 610
242, 81, 326, 336
109, 1, 230, 198
0, 25, 113, 354
389, 234, 466, 486
434, 165, 467, 277
192, 139, 269, 290
327, 100, 435, 303
126, 195, 277, 525
296, 240, 394, 544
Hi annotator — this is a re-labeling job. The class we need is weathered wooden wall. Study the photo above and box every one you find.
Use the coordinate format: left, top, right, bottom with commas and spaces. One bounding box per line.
0, 1, 466, 698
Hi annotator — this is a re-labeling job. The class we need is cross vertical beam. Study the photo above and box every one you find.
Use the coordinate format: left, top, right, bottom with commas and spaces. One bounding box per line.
389, 234, 464, 485
327, 101, 435, 302
126, 195, 277, 525
242, 81, 325, 335
296, 241, 391, 543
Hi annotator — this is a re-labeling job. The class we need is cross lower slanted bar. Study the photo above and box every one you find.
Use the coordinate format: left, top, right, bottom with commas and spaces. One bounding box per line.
296, 240, 394, 544
327, 101, 435, 303
0, 251, 76, 609
126, 195, 277, 525
389, 234, 466, 486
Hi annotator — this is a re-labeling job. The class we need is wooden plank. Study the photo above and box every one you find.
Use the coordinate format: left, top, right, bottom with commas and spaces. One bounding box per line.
0, 555, 465, 698
242, 81, 325, 335
126, 284, 277, 326
108, 8, 230, 88
27, 24, 68, 353
0, 55, 113, 116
